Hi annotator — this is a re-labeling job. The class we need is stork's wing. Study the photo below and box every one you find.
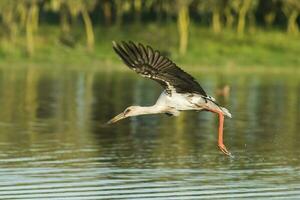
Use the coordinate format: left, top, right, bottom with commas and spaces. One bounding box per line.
113, 41, 207, 96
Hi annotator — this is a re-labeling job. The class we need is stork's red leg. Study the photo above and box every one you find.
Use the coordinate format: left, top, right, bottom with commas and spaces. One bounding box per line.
206, 108, 231, 156
217, 112, 231, 156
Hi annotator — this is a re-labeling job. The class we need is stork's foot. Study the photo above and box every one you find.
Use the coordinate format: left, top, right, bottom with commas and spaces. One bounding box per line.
218, 143, 232, 156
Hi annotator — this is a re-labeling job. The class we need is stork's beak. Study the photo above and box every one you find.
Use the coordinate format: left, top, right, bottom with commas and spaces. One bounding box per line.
107, 112, 126, 124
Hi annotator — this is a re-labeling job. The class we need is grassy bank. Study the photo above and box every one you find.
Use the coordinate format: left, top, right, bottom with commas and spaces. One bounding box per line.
0, 24, 299, 70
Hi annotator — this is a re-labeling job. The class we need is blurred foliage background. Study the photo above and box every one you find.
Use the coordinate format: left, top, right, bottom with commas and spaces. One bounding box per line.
0, 0, 299, 69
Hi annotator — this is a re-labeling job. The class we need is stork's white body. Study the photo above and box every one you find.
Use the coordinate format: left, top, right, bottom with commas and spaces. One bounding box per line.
155, 90, 231, 117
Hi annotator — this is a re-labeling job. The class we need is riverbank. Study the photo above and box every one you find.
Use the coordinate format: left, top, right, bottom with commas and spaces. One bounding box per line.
0, 24, 299, 70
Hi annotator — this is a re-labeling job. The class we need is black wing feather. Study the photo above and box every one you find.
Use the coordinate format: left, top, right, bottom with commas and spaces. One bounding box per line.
112, 41, 207, 96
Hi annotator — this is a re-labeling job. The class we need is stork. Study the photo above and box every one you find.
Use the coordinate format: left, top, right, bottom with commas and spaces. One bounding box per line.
107, 41, 232, 156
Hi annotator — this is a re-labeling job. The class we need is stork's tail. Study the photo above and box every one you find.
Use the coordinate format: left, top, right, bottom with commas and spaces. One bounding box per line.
205, 99, 232, 118
220, 107, 232, 118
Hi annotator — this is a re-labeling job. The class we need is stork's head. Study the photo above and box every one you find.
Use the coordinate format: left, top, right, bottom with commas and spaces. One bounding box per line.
107, 106, 140, 124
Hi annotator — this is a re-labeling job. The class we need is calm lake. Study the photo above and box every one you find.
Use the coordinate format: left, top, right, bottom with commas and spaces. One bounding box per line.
0, 67, 299, 199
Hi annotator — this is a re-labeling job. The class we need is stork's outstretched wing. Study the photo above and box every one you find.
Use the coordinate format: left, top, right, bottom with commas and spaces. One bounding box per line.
113, 41, 207, 96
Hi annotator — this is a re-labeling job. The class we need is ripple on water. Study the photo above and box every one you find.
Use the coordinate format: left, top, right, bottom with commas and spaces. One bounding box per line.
0, 166, 300, 199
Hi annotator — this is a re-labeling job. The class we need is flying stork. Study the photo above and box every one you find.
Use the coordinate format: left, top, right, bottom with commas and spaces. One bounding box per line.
107, 41, 232, 156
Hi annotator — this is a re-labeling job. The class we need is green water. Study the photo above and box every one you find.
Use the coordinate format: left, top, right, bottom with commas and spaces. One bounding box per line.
0, 67, 299, 199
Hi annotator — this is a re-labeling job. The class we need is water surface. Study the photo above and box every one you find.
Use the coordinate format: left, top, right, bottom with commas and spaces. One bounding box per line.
0, 67, 299, 199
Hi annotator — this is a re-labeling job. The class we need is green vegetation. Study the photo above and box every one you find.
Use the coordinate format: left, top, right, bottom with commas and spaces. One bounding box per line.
0, 0, 299, 70
1, 24, 299, 70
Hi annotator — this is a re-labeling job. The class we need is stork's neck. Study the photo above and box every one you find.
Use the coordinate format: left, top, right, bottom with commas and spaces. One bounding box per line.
129, 105, 166, 116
